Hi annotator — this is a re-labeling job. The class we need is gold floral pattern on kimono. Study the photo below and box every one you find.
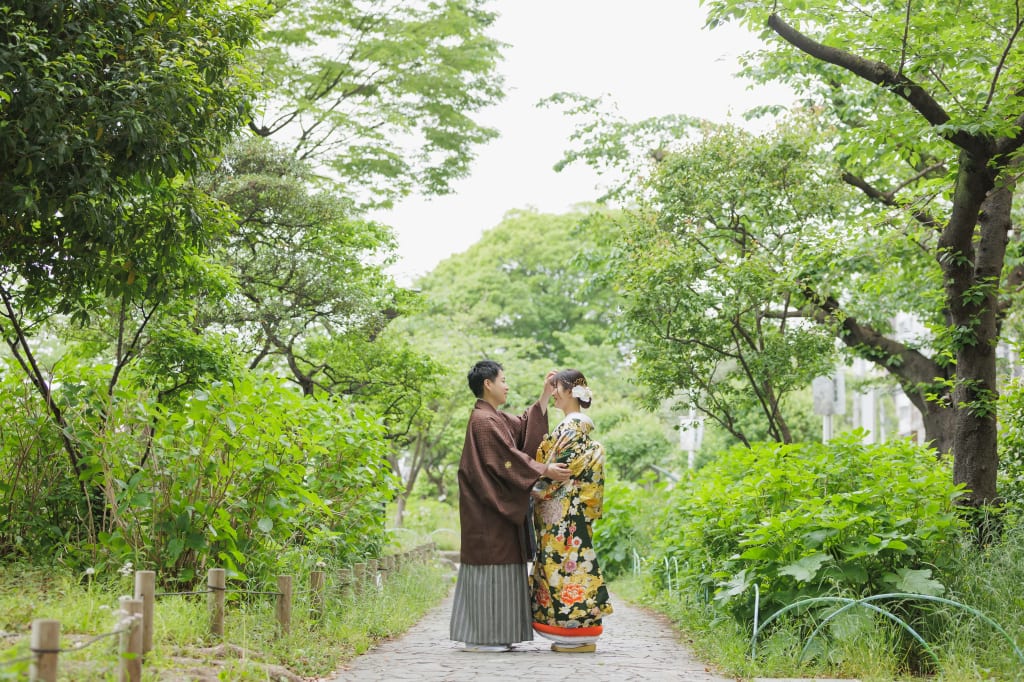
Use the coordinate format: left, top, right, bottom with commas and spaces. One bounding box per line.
530, 413, 613, 628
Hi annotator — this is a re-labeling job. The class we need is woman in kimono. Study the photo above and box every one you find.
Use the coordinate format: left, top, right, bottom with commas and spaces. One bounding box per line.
530, 369, 613, 653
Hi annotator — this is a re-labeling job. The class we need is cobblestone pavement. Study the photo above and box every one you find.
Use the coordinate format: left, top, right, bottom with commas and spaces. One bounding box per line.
331, 590, 736, 681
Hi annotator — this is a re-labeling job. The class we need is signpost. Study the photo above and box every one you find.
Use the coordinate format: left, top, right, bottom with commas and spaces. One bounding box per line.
812, 372, 846, 442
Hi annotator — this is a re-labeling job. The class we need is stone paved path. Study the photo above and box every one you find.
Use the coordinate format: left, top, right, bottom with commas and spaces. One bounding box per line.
330, 590, 736, 681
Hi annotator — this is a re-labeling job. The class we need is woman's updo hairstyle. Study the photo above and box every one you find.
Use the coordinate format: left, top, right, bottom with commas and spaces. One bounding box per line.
554, 369, 592, 409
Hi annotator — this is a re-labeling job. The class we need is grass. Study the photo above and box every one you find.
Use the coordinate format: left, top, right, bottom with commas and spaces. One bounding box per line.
387, 498, 461, 552
610, 572, 930, 681
0, 555, 455, 681
931, 519, 1024, 680
607, 522, 1024, 682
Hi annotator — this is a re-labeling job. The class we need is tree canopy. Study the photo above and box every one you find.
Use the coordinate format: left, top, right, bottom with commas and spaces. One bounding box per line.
704, 0, 1024, 507
546, 0, 1024, 507
621, 114, 842, 445
251, 0, 505, 205
0, 0, 264, 307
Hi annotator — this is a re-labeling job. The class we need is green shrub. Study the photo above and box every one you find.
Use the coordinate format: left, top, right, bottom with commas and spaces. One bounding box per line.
997, 378, 1024, 512
123, 375, 397, 581
594, 476, 670, 578
0, 367, 91, 560
0, 362, 398, 583
650, 435, 966, 623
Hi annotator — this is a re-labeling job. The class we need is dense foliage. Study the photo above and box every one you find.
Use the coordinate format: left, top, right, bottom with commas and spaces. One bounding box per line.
592, 478, 666, 578
0, 0, 507, 582
550, 0, 1024, 508
252, 0, 505, 205
0, 0, 263, 305
651, 436, 965, 622
0, 362, 395, 580
592, 436, 1010, 676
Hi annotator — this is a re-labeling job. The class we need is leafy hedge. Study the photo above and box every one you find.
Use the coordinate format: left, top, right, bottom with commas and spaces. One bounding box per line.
997, 378, 1024, 512
0, 365, 397, 582
593, 478, 662, 578
617, 436, 967, 623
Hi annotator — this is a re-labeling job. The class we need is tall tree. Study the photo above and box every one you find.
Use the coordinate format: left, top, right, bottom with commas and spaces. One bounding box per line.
701, 0, 1024, 507
620, 116, 842, 445
0, 0, 263, 486
198, 138, 405, 396
548, 4, 1023, 508
251, 0, 505, 205
417, 209, 623, 362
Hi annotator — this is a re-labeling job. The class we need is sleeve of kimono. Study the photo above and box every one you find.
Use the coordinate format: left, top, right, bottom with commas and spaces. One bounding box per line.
506, 400, 549, 455
471, 413, 547, 522
579, 442, 606, 521
532, 420, 583, 501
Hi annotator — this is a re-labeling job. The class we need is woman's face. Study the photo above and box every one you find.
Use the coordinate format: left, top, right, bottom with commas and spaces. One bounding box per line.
552, 381, 575, 413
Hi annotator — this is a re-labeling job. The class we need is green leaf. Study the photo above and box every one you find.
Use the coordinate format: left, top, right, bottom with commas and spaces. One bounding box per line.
778, 553, 831, 582
882, 568, 945, 596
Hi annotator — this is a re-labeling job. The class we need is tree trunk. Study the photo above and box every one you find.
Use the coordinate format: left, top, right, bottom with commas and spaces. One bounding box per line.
952, 352, 999, 506
942, 172, 1011, 507
392, 494, 407, 528
920, 402, 955, 456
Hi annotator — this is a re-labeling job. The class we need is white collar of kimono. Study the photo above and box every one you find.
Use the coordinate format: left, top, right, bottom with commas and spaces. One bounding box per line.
558, 412, 594, 430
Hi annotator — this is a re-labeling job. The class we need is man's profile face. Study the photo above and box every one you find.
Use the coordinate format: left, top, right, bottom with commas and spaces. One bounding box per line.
483, 370, 510, 406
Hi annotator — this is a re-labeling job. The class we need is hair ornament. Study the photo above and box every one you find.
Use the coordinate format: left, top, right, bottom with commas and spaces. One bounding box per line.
571, 384, 593, 402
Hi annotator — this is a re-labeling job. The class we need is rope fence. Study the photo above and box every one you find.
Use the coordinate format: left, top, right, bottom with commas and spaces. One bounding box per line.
3, 600, 143, 682
0, 542, 437, 681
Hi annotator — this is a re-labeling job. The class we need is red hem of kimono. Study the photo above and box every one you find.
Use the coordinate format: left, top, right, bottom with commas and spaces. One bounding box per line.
532, 622, 603, 638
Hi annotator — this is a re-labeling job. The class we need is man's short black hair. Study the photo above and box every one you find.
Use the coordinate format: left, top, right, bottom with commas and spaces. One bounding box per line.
468, 360, 503, 398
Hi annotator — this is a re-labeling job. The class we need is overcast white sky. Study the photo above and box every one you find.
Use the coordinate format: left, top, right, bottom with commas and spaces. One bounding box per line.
374, 1, 792, 286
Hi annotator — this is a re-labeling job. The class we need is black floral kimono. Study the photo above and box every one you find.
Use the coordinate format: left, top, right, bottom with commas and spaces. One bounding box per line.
529, 412, 613, 632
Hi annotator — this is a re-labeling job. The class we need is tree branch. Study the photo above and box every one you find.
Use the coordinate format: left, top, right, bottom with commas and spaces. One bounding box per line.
767, 12, 989, 156
803, 286, 947, 394
840, 170, 942, 231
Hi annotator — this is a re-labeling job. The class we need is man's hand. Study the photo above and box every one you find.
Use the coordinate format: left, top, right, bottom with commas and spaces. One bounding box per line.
544, 462, 571, 481
540, 370, 558, 410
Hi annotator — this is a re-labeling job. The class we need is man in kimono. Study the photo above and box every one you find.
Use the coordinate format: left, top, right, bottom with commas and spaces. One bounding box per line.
449, 360, 571, 652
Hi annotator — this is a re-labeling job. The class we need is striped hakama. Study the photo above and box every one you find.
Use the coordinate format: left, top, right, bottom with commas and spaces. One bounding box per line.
449, 563, 533, 645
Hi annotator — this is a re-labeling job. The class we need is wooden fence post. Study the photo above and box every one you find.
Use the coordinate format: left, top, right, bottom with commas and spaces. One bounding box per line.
133, 570, 155, 655
276, 575, 292, 636
208, 568, 226, 637
29, 618, 59, 682
309, 570, 325, 620
336, 567, 354, 599
352, 562, 367, 592
118, 597, 143, 682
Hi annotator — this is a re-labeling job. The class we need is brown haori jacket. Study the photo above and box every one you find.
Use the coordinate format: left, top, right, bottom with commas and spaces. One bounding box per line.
457, 399, 549, 565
